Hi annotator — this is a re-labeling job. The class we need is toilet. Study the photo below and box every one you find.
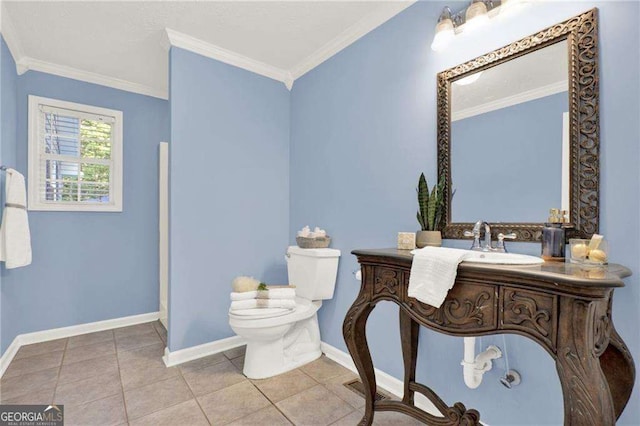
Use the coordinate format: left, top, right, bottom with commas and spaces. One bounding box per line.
229, 246, 340, 379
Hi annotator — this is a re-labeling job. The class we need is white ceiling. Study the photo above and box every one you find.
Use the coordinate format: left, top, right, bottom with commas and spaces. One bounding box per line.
1, 1, 414, 99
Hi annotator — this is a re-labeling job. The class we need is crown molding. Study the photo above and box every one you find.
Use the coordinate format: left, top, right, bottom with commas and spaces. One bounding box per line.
452, 80, 569, 122
164, 28, 293, 90
18, 56, 168, 99
0, 5, 27, 73
289, 1, 415, 80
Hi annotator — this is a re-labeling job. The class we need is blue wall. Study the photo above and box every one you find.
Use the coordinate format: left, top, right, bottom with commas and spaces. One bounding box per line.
451, 92, 566, 222
290, 2, 639, 424
168, 47, 290, 351
0, 62, 169, 352
1, 37, 19, 352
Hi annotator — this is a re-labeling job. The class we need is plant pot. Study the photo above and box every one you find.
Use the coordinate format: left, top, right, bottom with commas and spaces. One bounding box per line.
416, 231, 442, 248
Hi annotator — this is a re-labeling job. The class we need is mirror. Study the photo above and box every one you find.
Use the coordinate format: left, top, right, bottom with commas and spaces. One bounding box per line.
437, 9, 599, 241
451, 41, 569, 223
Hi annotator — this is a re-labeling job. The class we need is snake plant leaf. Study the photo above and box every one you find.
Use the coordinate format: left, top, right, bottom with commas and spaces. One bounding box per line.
417, 173, 430, 231
433, 175, 448, 230
427, 184, 438, 231
417, 210, 425, 230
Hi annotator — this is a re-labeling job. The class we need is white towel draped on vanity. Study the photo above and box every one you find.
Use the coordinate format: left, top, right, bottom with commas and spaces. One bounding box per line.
0, 169, 32, 269
408, 247, 471, 308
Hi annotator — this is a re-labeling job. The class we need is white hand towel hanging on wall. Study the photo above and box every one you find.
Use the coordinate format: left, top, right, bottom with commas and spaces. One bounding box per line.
0, 169, 32, 268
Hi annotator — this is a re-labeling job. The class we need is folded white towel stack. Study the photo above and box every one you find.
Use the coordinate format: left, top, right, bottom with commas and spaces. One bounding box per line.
229, 283, 297, 312
408, 247, 471, 308
0, 169, 32, 269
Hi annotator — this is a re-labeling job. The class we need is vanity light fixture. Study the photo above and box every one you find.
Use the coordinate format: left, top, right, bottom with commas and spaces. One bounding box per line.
430, 0, 531, 51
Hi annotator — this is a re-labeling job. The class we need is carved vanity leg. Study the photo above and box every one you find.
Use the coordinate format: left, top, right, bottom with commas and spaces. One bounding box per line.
555, 297, 615, 426
343, 294, 376, 426
600, 326, 636, 419
400, 308, 419, 405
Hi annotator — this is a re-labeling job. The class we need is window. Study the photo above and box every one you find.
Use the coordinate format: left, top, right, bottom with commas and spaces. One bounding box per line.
28, 96, 123, 212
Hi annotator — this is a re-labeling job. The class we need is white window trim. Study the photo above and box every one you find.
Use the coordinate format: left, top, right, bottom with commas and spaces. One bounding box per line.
27, 95, 123, 212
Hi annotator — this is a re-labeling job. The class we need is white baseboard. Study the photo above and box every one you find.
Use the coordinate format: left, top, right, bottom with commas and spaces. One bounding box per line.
320, 341, 441, 416
0, 311, 159, 377
163, 335, 246, 367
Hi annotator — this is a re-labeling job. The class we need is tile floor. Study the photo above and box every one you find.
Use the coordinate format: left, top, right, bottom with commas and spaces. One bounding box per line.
0, 321, 422, 425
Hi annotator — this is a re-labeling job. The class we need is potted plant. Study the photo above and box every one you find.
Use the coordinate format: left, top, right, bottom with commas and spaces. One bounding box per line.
416, 172, 446, 248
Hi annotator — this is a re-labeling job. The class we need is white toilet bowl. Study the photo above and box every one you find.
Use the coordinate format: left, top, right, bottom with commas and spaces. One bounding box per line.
229, 246, 340, 379
229, 297, 323, 379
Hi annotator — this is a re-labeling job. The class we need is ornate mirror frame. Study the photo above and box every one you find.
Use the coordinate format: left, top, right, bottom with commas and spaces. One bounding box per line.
437, 9, 599, 241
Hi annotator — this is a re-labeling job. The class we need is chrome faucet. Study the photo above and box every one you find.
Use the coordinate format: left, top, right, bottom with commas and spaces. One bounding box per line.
463, 221, 517, 252
464, 220, 492, 251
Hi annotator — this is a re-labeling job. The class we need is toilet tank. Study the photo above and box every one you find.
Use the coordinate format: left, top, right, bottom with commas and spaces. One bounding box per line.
286, 246, 341, 301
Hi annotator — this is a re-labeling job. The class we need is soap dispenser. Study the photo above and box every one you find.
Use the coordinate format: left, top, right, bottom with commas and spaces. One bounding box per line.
541, 209, 566, 261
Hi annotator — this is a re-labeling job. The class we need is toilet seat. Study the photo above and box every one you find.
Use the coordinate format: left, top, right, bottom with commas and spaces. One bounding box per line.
228, 297, 318, 329
228, 307, 292, 320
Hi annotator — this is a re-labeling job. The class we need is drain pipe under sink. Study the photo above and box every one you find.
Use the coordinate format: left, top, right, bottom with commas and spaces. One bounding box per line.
461, 337, 502, 389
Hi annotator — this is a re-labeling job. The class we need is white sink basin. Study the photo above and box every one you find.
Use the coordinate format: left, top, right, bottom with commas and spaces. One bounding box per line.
462, 251, 544, 265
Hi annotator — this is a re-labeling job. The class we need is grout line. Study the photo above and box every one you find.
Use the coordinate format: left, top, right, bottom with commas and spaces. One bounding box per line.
247, 380, 296, 425
51, 338, 69, 405
113, 330, 130, 425
175, 357, 212, 425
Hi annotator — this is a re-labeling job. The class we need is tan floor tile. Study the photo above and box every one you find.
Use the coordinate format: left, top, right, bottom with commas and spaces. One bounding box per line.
276, 385, 353, 426
300, 356, 352, 383
252, 369, 317, 403
113, 323, 156, 338
129, 399, 208, 426
372, 410, 425, 425
68, 330, 114, 348
58, 354, 119, 384
228, 405, 292, 426
64, 393, 127, 426
2, 388, 54, 405
182, 359, 246, 396
120, 358, 179, 390
231, 355, 245, 372
14, 339, 67, 360
331, 410, 365, 426
117, 342, 165, 365
54, 372, 121, 406
197, 381, 270, 425
3, 351, 64, 378
152, 321, 167, 343
115, 331, 163, 352
179, 352, 227, 374
223, 345, 246, 360
323, 373, 365, 409
0, 367, 59, 401
124, 376, 192, 420
63, 340, 116, 365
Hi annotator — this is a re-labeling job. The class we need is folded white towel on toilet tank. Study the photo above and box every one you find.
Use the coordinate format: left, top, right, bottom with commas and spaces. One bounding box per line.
230, 299, 297, 311
408, 247, 471, 308
230, 287, 296, 301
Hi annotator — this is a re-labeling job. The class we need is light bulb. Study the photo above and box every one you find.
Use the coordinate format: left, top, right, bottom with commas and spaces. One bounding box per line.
431, 23, 455, 52
431, 7, 455, 52
465, 0, 489, 32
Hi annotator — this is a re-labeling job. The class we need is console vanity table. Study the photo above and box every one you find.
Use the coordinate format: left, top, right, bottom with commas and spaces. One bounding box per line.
344, 249, 635, 425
